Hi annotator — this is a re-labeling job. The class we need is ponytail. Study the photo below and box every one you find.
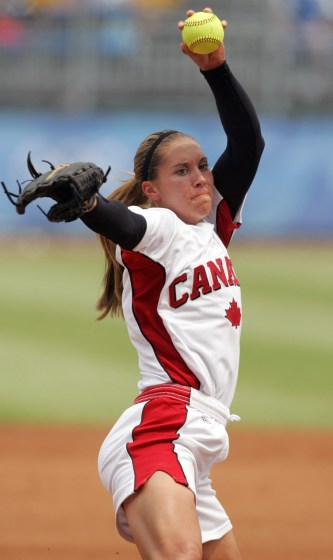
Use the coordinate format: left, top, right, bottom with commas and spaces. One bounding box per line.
96, 129, 185, 319
96, 177, 151, 319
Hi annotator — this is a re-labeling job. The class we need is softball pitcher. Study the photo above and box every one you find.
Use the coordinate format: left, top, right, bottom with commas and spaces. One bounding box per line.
78, 8, 265, 559
2, 7, 264, 560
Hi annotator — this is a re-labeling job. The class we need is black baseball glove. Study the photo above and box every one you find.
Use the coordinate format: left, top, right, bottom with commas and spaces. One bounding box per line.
1, 152, 111, 222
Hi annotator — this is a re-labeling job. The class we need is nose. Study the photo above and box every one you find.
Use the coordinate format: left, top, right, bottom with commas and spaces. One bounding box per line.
193, 168, 206, 187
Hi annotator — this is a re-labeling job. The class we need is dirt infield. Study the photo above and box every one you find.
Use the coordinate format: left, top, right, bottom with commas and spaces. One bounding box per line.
0, 426, 332, 560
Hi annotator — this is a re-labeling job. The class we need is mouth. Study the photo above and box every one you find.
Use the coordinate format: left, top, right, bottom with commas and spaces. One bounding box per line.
191, 192, 211, 200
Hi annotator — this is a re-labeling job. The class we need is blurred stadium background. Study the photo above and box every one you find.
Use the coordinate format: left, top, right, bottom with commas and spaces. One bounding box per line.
1, 0, 333, 238
0, 0, 332, 426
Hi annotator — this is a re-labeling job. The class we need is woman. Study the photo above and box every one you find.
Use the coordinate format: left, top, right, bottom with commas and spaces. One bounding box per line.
82, 8, 264, 560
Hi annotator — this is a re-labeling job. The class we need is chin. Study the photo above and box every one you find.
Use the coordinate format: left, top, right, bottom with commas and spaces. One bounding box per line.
181, 202, 212, 224
199, 201, 212, 217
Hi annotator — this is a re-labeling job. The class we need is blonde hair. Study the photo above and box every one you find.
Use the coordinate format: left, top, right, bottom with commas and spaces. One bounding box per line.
97, 129, 188, 319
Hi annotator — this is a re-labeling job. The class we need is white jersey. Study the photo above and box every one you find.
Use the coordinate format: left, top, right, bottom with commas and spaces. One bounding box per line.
116, 189, 242, 409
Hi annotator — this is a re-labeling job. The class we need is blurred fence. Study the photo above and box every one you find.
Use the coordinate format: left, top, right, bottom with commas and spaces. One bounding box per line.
0, 0, 332, 114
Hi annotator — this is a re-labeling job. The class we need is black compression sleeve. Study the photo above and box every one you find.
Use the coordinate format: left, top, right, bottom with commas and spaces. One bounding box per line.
201, 62, 265, 220
80, 195, 147, 249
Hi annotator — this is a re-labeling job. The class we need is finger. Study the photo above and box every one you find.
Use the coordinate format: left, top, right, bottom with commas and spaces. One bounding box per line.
221, 19, 228, 29
180, 42, 191, 56
178, 20, 184, 30
202, 7, 213, 13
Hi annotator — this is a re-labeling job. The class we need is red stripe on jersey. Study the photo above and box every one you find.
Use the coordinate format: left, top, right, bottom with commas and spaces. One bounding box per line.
121, 249, 200, 389
216, 200, 240, 247
127, 391, 190, 492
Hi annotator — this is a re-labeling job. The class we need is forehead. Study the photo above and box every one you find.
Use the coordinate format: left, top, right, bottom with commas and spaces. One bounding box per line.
160, 137, 205, 163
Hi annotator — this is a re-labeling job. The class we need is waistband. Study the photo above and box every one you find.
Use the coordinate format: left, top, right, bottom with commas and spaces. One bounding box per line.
134, 383, 240, 427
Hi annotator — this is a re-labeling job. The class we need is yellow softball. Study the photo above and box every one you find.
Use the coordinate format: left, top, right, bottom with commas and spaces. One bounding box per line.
182, 11, 224, 55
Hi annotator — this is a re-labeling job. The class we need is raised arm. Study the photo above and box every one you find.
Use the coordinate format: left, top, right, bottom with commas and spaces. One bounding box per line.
203, 62, 265, 220
178, 8, 264, 221
85, 9, 264, 241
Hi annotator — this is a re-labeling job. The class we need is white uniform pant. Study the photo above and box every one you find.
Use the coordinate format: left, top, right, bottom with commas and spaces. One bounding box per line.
98, 383, 238, 543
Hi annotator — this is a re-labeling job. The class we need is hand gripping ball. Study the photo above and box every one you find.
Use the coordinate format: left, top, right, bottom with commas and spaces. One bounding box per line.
182, 12, 224, 55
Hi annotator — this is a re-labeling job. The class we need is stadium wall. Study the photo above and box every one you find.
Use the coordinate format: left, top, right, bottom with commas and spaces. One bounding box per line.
0, 112, 332, 239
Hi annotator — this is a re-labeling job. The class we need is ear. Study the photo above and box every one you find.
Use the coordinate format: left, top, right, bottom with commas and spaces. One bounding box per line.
142, 180, 160, 203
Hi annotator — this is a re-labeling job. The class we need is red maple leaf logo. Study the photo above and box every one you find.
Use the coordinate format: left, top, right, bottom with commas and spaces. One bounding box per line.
225, 299, 241, 328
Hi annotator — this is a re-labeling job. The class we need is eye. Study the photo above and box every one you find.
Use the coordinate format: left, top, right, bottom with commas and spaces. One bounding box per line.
175, 167, 189, 176
199, 161, 209, 171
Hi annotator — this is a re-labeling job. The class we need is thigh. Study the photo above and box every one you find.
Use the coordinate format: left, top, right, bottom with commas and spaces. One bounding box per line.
203, 530, 243, 560
123, 471, 202, 560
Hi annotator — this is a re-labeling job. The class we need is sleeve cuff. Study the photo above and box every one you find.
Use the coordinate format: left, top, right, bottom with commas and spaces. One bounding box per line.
200, 61, 231, 81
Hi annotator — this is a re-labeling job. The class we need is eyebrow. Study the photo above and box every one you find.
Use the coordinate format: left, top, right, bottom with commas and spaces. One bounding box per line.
172, 156, 208, 168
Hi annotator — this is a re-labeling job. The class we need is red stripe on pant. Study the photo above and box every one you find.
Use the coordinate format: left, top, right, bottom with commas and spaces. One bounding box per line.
127, 393, 190, 492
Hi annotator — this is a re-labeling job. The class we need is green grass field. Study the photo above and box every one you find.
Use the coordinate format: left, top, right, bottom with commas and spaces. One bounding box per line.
0, 237, 332, 428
